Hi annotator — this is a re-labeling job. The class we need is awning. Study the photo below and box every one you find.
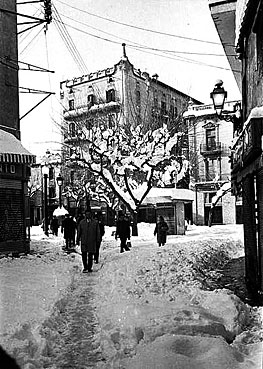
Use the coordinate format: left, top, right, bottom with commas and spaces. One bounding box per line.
0, 129, 35, 164
141, 188, 195, 205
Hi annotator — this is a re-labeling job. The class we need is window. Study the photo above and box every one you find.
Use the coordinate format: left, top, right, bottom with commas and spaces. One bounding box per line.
49, 187, 56, 199
69, 99, 74, 111
108, 114, 114, 128
69, 122, 76, 138
169, 105, 174, 118
206, 127, 216, 150
161, 101, 167, 115
106, 89, 115, 102
70, 170, 75, 183
136, 90, 141, 107
87, 94, 95, 106
49, 167, 54, 180
205, 159, 216, 181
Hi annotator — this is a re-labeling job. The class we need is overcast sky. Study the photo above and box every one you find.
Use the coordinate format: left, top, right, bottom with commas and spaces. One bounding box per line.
17, 0, 241, 157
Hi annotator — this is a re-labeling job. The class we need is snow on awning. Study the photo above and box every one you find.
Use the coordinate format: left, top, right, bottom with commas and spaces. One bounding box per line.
0, 129, 35, 164
142, 188, 195, 205
53, 206, 68, 217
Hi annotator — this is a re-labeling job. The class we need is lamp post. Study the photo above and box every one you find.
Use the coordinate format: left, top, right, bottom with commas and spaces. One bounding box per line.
210, 79, 242, 133
42, 165, 49, 237
56, 173, 64, 208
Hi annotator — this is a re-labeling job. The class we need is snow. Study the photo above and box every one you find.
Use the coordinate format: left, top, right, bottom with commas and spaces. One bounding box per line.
0, 223, 262, 368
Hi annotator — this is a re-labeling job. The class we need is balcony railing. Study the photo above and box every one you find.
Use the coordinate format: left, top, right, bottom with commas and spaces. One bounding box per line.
200, 142, 222, 155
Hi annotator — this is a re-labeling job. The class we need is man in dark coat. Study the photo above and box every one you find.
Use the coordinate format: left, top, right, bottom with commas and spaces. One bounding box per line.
76, 211, 101, 273
115, 211, 131, 253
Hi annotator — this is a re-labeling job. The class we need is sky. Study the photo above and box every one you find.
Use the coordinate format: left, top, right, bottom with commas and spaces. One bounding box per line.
17, 0, 241, 157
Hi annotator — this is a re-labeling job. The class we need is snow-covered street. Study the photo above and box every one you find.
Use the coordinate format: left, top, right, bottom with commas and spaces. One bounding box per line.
0, 224, 262, 368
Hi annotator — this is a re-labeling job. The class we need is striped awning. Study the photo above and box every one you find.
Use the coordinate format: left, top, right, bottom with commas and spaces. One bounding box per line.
0, 129, 35, 164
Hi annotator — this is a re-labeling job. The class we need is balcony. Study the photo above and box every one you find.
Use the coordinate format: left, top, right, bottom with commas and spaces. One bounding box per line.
231, 117, 263, 175
200, 142, 222, 156
63, 101, 120, 120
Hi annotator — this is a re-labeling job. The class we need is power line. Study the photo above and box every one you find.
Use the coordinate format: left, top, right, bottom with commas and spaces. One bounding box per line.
52, 4, 88, 75
56, 19, 238, 73
56, 0, 222, 46
59, 12, 234, 58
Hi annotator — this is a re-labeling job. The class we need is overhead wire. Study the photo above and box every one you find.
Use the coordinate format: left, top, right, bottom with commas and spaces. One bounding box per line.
52, 4, 88, 75
56, 0, 225, 46
59, 12, 235, 58
54, 15, 239, 73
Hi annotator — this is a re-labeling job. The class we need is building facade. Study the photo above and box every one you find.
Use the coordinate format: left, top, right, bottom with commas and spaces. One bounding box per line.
210, 0, 263, 301
0, 1, 35, 254
184, 101, 241, 226
59, 44, 202, 217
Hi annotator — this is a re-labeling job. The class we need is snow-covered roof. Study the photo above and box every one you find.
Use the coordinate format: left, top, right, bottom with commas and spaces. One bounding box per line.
0, 129, 35, 164
142, 188, 195, 205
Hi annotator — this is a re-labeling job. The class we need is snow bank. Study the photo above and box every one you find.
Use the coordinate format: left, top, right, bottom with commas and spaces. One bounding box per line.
94, 224, 262, 368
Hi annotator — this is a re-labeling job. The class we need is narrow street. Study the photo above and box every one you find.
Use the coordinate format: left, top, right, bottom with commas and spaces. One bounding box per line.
38, 270, 104, 369
0, 224, 262, 369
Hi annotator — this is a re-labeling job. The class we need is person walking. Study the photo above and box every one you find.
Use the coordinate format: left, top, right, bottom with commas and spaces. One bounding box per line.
61, 213, 72, 249
50, 215, 59, 236
76, 210, 101, 273
94, 211, 105, 263
115, 211, 131, 253
154, 215, 169, 247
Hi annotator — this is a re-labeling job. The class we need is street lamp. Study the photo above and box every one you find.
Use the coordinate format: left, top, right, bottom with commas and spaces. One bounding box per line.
56, 173, 64, 208
42, 165, 49, 237
210, 79, 227, 117
210, 79, 242, 133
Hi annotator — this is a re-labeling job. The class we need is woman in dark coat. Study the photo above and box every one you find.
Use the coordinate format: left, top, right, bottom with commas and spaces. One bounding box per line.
154, 215, 169, 247
76, 211, 101, 273
115, 211, 131, 253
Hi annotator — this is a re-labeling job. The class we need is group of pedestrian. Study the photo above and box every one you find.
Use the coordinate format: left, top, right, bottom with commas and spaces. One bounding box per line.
56, 207, 169, 273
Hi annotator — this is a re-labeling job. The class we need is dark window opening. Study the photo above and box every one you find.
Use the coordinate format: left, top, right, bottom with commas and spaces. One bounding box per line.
69, 99, 74, 111
106, 89, 115, 102
69, 122, 76, 137
108, 115, 114, 129
161, 101, 167, 115
88, 94, 95, 106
